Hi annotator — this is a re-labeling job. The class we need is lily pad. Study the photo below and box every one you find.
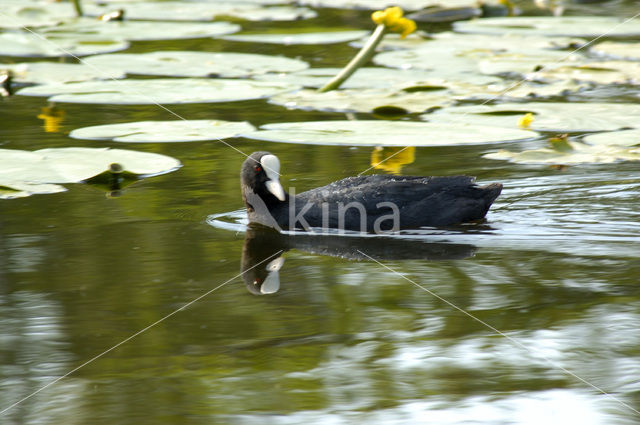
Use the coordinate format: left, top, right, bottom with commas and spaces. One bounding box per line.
526, 61, 640, 85
423, 102, 640, 133
83, 51, 308, 78
583, 129, 640, 147
484, 141, 640, 164
222, 30, 369, 45
241, 120, 536, 146
0, 62, 125, 84
70, 120, 256, 143
0, 147, 181, 199
268, 88, 454, 114
84, 2, 317, 21
0, 0, 75, 29
454, 16, 640, 38
17, 78, 297, 104
255, 67, 469, 89
41, 18, 240, 42
298, 0, 477, 11
373, 31, 585, 79
0, 31, 129, 58
591, 41, 640, 60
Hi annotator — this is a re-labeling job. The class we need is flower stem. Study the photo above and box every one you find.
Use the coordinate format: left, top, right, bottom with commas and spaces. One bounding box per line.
318, 24, 387, 93
72, 0, 83, 17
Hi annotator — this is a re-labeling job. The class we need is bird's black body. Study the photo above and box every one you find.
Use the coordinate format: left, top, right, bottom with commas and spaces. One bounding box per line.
241, 151, 502, 232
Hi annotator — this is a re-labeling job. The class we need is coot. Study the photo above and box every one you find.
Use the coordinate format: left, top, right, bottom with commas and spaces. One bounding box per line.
241, 151, 502, 232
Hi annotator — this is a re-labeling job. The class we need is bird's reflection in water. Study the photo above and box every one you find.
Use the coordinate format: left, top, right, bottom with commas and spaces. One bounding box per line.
241, 224, 477, 295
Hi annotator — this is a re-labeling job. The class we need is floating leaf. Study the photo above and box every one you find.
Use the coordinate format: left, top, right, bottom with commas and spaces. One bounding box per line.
41, 18, 240, 41
0, 147, 181, 199
70, 120, 256, 143
256, 67, 456, 89
17, 78, 297, 104
0, 31, 129, 57
373, 31, 584, 78
591, 41, 640, 60
0, 0, 75, 29
268, 87, 453, 114
223, 30, 369, 45
484, 141, 640, 164
84, 2, 317, 22
423, 102, 640, 132
454, 16, 640, 38
526, 61, 640, 85
298, 0, 478, 11
0, 62, 125, 84
241, 120, 536, 146
583, 129, 640, 148
83, 51, 308, 78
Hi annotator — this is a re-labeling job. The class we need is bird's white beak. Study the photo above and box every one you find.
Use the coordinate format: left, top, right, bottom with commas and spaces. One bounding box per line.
261, 154, 286, 201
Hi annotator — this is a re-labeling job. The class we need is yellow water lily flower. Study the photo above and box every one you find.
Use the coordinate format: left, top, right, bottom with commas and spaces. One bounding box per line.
518, 112, 534, 129
371, 6, 416, 38
37, 105, 66, 133
371, 146, 415, 174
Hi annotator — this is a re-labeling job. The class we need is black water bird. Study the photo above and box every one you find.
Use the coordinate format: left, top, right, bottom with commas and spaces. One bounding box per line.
241, 151, 502, 232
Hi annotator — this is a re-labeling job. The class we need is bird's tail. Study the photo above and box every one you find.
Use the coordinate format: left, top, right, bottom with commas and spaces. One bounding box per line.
482, 183, 503, 212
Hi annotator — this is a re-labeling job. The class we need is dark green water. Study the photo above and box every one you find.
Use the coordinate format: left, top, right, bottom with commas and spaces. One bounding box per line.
1, 2, 640, 424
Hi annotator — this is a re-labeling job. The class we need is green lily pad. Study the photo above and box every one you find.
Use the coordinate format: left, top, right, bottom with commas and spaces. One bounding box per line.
454, 16, 640, 38
0, 147, 181, 199
583, 129, 640, 147
423, 102, 640, 133
41, 17, 240, 41
241, 120, 536, 146
17, 78, 297, 104
298, 0, 477, 11
222, 30, 369, 45
484, 141, 640, 164
0, 62, 125, 84
591, 41, 640, 60
268, 88, 454, 114
70, 119, 255, 143
256, 67, 465, 89
0, 0, 75, 29
0, 31, 129, 57
84, 2, 317, 21
83, 51, 308, 78
527, 61, 640, 85
373, 31, 584, 79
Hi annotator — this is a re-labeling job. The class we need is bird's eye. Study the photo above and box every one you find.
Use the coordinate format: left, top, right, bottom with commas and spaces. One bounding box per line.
254, 165, 262, 172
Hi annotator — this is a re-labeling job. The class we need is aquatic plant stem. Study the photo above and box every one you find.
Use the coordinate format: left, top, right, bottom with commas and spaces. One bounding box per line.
318, 24, 387, 93
72, 0, 83, 17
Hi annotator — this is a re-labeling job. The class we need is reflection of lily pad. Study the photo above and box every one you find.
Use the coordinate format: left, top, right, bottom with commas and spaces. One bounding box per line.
484, 141, 640, 164
83, 51, 308, 78
268, 88, 454, 114
592, 41, 640, 60
70, 120, 255, 143
42, 18, 240, 41
0, 31, 129, 57
0, 62, 125, 84
454, 16, 640, 38
17, 78, 297, 104
299, 0, 477, 11
583, 129, 640, 147
423, 102, 640, 132
241, 120, 536, 146
223, 30, 369, 45
84, 2, 317, 21
0, 147, 181, 199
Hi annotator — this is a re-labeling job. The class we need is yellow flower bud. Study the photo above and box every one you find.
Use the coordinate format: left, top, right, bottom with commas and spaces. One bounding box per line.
371, 6, 416, 38
518, 112, 534, 129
